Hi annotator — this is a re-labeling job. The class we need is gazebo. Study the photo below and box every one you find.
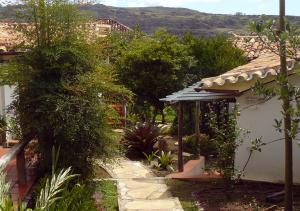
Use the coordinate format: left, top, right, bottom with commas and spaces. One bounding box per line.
160, 82, 238, 172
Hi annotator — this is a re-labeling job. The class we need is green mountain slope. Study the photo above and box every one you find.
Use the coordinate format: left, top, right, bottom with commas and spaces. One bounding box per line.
1, 4, 300, 36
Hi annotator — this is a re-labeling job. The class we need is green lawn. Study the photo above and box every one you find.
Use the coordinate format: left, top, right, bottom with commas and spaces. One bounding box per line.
95, 166, 119, 211
166, 180, 199, 211
98, 180, 118, 211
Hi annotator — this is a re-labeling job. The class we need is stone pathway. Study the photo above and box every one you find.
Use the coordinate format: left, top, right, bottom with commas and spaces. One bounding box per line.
101, 158, 183, 211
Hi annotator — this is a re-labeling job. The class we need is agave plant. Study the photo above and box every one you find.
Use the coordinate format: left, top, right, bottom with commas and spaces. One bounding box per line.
122, 122, 160, 156
143, 150, 158, 165
156, 151, 174, 171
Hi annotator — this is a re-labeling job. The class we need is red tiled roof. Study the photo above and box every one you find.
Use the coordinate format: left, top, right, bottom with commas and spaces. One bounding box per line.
231, 33, 277, 61
198, 34, 299, 91
0, 18, 132, 54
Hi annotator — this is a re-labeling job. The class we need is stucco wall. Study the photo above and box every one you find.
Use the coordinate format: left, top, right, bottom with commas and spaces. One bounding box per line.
235, 74, 300, 184
0, 85, 14, 114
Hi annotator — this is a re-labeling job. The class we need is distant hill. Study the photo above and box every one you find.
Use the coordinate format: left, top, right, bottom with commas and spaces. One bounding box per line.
1, 4, 300, 36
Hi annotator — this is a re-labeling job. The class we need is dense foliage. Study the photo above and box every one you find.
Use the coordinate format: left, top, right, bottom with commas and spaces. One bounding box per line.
115, 29, 193, 122
183, 133, 214, 156
0, 0, 131, 179
183, 34, 247, 79
106, 29, 246, 124
207, 102, 246, 191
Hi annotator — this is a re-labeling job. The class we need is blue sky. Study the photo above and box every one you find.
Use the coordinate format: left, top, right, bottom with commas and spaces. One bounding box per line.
100, 0, 299, 16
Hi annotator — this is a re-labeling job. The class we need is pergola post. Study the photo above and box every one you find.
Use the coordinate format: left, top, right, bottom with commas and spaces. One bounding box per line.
195, 101, 201, 155
178, 102, 184, 172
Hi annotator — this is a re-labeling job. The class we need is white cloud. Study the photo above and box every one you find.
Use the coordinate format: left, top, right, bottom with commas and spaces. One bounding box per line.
101, 0, 220, 7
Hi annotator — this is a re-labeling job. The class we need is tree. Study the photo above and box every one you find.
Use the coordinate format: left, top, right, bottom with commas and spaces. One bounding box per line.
183, 33, 247, 81
116, 28, 194, 123
0, 0, 131, 180
97, 27, 145, 65
251, 0, 300, 209
279, 2, 293, 209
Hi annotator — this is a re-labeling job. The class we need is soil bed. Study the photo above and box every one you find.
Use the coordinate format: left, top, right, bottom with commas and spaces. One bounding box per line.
168, 179, 300, 211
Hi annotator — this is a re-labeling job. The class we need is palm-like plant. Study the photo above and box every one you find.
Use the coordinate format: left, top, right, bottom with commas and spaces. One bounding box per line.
122, 122, 160, 155
35, 167, 76, 210
156, 151, 174, 171
0, 146, 78, 211
0, 166, 10, 205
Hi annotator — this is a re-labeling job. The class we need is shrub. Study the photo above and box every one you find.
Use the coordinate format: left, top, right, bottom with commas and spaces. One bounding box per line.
183, 133, 215, 156
143, 150, 158, 164
156, 151, 174, 171
122, 122, 159, 156
54, 184, 97, 211
207, 102, 246, 191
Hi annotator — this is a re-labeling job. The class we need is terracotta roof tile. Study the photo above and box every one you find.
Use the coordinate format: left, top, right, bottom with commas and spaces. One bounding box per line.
198, 34, 299, 91
0, 19, 131, 54
231, 33, 277, 61
200, 53, 296, 90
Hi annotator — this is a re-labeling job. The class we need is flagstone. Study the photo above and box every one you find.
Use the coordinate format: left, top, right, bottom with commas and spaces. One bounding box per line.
101, 158, 183, 211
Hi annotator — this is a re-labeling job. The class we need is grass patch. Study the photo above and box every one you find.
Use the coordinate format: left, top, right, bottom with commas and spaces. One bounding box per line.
98, 180, 118, 211
166, 180, 199, 211
167, 179, 300, 210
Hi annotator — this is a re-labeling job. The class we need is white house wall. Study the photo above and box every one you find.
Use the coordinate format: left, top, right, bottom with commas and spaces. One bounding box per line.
235, 74, 300, 184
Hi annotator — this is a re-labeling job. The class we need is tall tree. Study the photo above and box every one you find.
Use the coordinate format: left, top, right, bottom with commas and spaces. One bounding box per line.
279, 1, 293, 209
252, 0, 300, 209
0, 0, 131, 180
183, 34, 247, 81
116, 28, 194, 122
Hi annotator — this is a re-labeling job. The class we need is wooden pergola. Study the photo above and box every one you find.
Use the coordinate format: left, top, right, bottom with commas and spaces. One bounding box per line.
161, 82, 238, 172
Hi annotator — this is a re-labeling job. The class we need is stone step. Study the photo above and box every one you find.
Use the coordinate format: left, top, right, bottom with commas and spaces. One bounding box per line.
122, 198, 183, 211
119, 179, 171, 200
100, 158, 184, 211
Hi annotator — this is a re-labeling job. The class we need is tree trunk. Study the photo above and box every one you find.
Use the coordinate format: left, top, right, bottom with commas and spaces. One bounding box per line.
152, 107, 158, 124
161, 109, 166, 124
279, 1, 294, 210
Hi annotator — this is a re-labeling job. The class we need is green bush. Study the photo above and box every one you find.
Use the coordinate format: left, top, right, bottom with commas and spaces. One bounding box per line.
170, 103, 197, 136
156, 151, 174, 171
183, 133, 216, 156
54, 184, 97, 211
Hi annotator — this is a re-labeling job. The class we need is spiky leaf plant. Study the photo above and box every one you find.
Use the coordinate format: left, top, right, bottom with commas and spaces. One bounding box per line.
122, 122, 160, 156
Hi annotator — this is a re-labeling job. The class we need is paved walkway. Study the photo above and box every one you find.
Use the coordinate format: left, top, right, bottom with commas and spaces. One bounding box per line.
101, 158, 183, 211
